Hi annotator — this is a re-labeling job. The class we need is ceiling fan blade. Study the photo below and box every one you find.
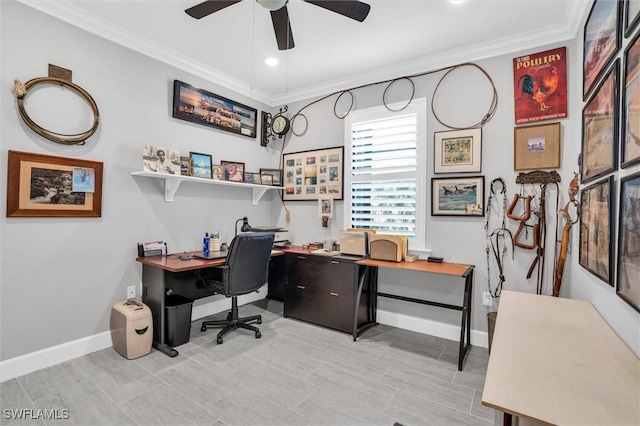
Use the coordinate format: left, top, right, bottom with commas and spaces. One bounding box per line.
270, 6, 295, 50
185, 0, 242, 19
304, 0, 370, 22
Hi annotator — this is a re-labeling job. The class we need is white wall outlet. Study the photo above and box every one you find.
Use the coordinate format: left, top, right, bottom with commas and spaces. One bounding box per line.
127, 285, 136, 299
482, 291, 492, 307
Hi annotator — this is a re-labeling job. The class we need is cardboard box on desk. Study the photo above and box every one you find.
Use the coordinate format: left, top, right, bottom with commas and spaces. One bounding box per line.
369, 234, 407, 262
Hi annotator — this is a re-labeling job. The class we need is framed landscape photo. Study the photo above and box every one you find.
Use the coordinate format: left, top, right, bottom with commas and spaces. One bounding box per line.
221, 160, 245, 182
583, 0, 622, 99
7, 150, 103, 217
617, 171, 640, 312
625, 0, 640, 36
622, 29, 640, 168
190, 152, 212, 179
581, 60, 619, 184
172, 80, 257, 138
579, 176, 614, 285
259, 168, 283, 186
433, 128, 482, 174
431, 176, 485, 217
513, 122, 561, 171
283, 146, 344, 201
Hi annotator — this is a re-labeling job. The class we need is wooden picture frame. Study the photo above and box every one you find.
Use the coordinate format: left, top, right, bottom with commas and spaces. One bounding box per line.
625, 0, 640, 36
431, 176, 485, 217
259, 168, 283, 186
583, 0, 622, 100
190, 152, 212, 179
7, 150, 103, 217
172, 80, 257, 138
212, 165, 224, 181
617, 171, 640, 312
433, 128, 482, 174
220, 160, 245, 182
179, 156, 193, 176
581, 60, 619, 184
513, 122, 561, 171
579, 176, 614, 285
283, 146, 344, 201
621, 29, 640, 168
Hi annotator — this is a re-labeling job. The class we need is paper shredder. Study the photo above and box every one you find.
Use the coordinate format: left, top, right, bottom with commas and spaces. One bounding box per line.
110, 299, 153, 359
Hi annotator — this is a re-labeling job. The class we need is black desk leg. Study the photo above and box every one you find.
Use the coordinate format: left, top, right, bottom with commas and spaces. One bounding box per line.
457, 268, 473, 371
153, 341, 178, 357
353, 265, 378, 341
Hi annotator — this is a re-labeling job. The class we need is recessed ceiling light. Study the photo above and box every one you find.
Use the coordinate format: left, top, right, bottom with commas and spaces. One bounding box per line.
264, 56, 279, 67
449, 0, 467, 4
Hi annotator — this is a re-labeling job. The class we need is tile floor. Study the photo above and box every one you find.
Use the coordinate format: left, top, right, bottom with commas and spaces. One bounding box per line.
0, 299, 495, 425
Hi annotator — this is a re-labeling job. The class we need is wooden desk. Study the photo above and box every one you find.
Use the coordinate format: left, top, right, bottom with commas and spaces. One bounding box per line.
353, 258, 474, 371
482, 290, 640, 426
136, 250, 283, 357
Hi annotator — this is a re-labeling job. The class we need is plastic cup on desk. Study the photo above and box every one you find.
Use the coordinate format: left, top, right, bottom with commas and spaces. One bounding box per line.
210, 238, 221, 252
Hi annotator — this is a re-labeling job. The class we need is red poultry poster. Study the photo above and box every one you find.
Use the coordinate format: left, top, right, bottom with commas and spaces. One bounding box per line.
513, 47, 567, 124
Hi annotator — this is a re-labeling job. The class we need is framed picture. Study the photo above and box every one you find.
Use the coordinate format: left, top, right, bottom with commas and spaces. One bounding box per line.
283, 146, 344, 201
431, 176, 485, 217
579, 176, 614, 285
212, 165, 224, 181
583, 0, 622, 99
513, 47, 568, 124
581, 60, 619, 184
244, 172, 260, 184
622, 29, 640, 168
433, 128, 482, 174
259, 168, 283, 186
180, 156, 192, 176
513, 122, 561, 171
221, 160, 245, 182
142, 145, 180, 175
318, 198, 334, 218
6, 150, 103, 217
171, 80, 257, 138
260, 174, 273, 185
190, 152, 212, 179
625, 0, 640, 36
617, 171, 640, 312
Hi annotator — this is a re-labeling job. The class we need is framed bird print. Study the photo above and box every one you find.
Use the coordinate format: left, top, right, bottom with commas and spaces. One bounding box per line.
513, 47, 568, 124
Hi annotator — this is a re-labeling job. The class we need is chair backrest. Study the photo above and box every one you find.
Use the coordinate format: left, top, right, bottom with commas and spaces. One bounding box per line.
225, 232, 275, 296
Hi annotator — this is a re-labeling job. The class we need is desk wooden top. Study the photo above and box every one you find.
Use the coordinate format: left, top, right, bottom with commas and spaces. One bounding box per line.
136, 250, 283, 273
482, 290, 640, 426
357, 258, 473, 277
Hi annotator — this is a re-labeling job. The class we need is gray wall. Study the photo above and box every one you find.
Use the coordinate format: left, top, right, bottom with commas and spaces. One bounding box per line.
1, 0, 638, 365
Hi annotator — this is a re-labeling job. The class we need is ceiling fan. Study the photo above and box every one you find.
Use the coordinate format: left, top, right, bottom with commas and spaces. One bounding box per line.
185, 0, 371, 50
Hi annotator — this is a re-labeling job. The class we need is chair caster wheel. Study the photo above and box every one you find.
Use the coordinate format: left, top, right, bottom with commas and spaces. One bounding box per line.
201, 326, 206, 332
257, 319, 262, 324
255, 331, 261, 339
216, 336, 223, 344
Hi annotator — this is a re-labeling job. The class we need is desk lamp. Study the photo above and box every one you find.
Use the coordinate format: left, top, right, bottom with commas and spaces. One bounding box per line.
235, 216, 252, 236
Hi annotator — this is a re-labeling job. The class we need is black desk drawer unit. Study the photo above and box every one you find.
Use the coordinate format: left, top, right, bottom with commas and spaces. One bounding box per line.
284, 253, 370, 333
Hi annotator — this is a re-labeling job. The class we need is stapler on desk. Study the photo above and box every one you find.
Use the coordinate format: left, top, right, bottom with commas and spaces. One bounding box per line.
427, 256, 444, 263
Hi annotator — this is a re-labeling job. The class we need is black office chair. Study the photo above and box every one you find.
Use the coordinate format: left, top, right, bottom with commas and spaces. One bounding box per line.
199, 232, 275, 344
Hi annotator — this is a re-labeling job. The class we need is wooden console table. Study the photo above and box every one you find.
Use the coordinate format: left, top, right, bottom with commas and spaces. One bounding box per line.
482, 290, 640, 425
353, 258, 474, 371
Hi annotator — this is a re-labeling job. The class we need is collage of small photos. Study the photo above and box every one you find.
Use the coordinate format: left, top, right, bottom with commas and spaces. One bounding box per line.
142, 145, 282, 186
282, 147, 344, 201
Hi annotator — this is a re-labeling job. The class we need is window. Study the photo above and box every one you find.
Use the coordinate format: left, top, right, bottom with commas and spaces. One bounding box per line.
344, 98, 427, 249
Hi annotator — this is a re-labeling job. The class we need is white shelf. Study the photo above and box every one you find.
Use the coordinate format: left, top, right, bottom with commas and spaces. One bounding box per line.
131, 171, 282, 205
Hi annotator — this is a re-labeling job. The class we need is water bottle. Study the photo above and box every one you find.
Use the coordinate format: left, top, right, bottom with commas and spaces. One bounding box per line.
203, 232, 210, 255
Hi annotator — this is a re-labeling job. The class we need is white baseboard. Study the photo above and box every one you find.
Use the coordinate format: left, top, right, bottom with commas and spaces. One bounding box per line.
377, 309, 489, 348
1, 292, 485, 383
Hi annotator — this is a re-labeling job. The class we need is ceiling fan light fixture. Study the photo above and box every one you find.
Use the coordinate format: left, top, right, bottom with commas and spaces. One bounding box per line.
257, 0, 287, 11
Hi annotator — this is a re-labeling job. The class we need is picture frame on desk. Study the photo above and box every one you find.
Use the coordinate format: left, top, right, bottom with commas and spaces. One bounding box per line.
283, 146, 344, 201
431, 176, 485, 217
579, 175, 614, 286
6, 150, 103, 217
616, 171, 640, 312
171, 80, 257, 138
190, 152, 212, 179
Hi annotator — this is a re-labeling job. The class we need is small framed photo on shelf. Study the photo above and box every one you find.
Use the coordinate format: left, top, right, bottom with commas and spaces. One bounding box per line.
244, 172, 260, 184
180, 156, 192, 176
212, 164, 224, 181
260, 174, 273, 185
221, 160, 245, 182
579, 175, 614, 285
513, 122, 561, 171
434, 128, 482, 174
143, 146, 179, 175
190, 152, 213, 179
581, 60, 619, 184
431, 176, 485, 217
260, 168, 283, 186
